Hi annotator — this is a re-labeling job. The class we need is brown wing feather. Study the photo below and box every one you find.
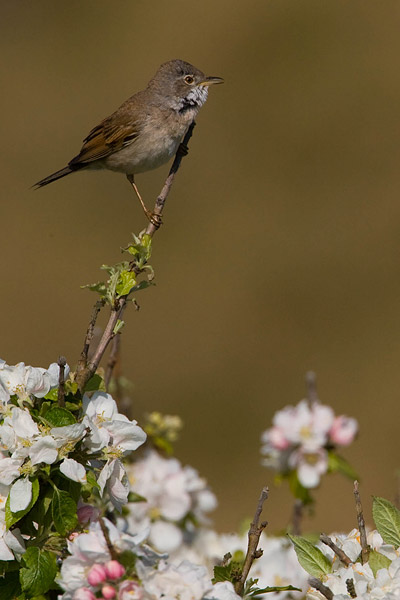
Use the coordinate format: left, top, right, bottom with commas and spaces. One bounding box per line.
69, 113, 139, 166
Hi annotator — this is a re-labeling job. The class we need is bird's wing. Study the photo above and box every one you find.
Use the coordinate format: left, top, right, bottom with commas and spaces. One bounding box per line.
69, 112, 140, 166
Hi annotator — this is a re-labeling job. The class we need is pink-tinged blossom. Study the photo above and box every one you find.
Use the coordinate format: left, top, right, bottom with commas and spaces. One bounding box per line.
72, 588, 96, 600
118, 580, 144, 600
261, 399, 358, 490
329, 416, 358, 446
98, 458, 129, 511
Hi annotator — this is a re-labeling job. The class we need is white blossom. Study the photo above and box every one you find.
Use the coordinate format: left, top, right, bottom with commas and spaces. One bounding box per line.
60, 458, 87, 483
143, 560, 211, 600
9, 477, 32, 512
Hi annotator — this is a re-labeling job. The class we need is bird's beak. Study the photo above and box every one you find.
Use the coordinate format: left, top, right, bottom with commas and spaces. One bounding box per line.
200, 76, 224, 86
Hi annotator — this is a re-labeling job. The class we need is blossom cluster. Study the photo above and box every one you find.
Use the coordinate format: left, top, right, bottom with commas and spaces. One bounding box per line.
306, 527, 400, 599
122, 449, 218, 553
0, 360, 146, 561
58, 517, 242, 600
260, 399, 358, 489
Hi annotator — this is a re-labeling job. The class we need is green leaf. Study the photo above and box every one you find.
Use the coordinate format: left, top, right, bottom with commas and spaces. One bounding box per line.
368, 549, 391, 576
43, 388, 59, 402
113, 319, 125, 334
116, 550, 137, 577
127, 491, 147, 503
212, 560, 243, 584
288, 534, 332, 577
82, 281, 107, 297
52, 486, 78, 536
372, 497, 400, 547
130, 280, 153, 293
20, 547, 57, 596
6, 478, 40, 528
84, 373, 106, 393
45, 406, 76, 427
0, 570, 21, 600
116, 270, 136, 297
327, 451, 359, 480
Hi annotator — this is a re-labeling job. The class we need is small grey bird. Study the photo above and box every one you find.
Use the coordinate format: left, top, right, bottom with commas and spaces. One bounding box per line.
34, 59, 223, 222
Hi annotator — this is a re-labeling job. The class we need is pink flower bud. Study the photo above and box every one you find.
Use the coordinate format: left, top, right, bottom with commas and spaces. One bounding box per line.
118, 580, 143, 600
73, 588, 96, 600
104, 560, 125, 580
329, 416, 358, 446
77, 503, 101, 524
102, 584, 116, 599
87, 563, 107, 586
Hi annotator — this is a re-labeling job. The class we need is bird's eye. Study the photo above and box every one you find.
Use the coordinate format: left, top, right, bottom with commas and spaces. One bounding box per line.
184, 75, 194, 85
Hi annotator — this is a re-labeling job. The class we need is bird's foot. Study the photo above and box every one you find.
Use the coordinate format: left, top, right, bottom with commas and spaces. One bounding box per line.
145, 209, 163, 229
177, 142, 189, 156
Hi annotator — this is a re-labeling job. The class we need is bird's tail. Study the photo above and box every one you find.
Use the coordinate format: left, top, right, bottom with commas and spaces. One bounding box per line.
33, 165, 78, 189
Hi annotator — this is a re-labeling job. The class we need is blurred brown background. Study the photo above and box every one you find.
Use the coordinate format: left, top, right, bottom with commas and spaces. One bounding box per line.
1, 0, 400, 534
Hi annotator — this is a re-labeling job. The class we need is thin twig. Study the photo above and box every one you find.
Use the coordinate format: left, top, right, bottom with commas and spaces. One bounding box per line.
291, 499, 303, 535
354, 481, 369, 564
308, 577, 333, 600
76, 299, 105, 376
105, 334, 121, 389
75, 122, 197, 393
306, 371, 318, 404
57, 356, 66, 407
320, 534, 352, 566
235, 486, 269, 596
99, 517, 118, 561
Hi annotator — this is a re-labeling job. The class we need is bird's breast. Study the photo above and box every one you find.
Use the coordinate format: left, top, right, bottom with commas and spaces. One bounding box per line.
102, 110, 193, 175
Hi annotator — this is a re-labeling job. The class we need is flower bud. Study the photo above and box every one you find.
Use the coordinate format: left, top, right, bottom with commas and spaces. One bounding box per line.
102, 584, 116, 599
77, 503, 100, 524
104, 560, 125, 580
87, 563, 107, 586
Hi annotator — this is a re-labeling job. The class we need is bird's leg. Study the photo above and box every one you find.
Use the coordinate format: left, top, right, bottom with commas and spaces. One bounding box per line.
126, 174, 162, 228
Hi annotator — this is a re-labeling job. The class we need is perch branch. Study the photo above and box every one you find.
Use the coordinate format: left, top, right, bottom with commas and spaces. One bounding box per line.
353, 480, 369, 564
320, 534, 352, 566
75, 121, 196, 392
235, 486, 269, 596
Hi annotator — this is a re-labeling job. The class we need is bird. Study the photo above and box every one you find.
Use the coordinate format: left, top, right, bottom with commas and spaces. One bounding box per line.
34, 59, 223, 224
